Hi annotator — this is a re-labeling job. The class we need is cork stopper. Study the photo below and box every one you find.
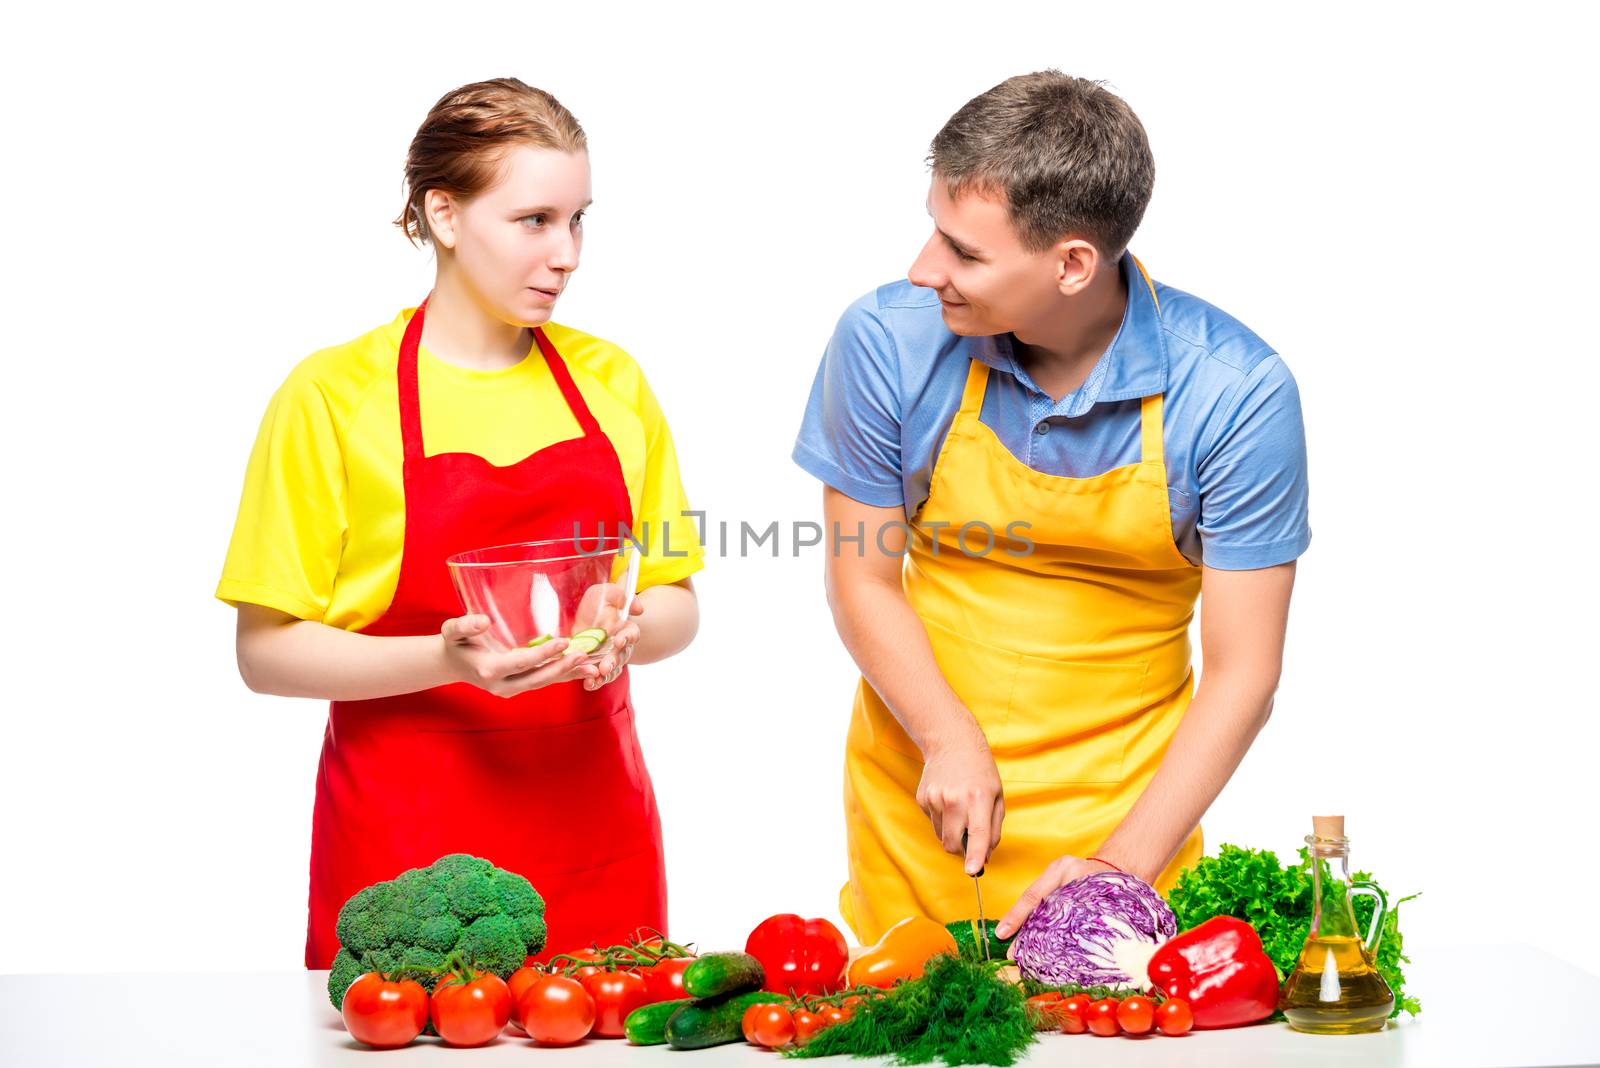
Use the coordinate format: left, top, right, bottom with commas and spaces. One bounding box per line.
1312, 814, 1346, 838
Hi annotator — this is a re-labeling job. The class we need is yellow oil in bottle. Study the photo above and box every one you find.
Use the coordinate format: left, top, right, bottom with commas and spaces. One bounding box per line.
1280, 816, 1396, 1035
1281, 934, 1394, 1034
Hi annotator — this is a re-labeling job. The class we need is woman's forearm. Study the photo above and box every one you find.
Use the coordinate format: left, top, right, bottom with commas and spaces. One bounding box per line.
629, 581, 699, 664
236, 605, 454, 701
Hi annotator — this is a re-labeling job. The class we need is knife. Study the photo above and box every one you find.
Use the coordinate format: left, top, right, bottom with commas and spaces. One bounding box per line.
960, 830, 989, 961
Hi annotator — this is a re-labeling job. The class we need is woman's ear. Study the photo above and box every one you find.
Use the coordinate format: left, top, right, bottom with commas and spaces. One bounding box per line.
425, 189, 459, 250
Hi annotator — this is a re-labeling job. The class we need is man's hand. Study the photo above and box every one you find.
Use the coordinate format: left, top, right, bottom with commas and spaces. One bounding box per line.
995, 855, 1117, 943
917, 735, 1004, 875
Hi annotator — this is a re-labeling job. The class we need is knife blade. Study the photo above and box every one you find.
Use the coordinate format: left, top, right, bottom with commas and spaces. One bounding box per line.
960, 830, 989, 961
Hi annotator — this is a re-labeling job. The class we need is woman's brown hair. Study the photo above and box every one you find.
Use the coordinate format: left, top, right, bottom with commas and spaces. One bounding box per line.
395, 77, 587, 246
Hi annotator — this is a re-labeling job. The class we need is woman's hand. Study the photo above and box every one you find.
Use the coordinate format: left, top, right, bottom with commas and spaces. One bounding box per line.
440, 614, 598, 697
584, 599, 645, 691
995, 855, 1118, 943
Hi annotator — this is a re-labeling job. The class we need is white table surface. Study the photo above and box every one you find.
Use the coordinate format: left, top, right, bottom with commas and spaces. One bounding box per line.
2, 945, 1593, 1067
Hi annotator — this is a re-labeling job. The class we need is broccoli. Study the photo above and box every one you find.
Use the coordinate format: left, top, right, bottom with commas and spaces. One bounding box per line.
326, 853, 547, 1009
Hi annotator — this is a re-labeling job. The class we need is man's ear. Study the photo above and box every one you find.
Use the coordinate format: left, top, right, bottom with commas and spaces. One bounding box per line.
425, 189, 460, 250
1053, 238, 1101, 297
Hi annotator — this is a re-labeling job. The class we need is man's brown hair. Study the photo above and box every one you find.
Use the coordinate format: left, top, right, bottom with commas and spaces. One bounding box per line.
929, 72, 1154, 258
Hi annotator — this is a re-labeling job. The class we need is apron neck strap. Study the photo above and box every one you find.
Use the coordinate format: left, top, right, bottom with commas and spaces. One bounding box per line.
1139, 393, 1165, 465
957, 356, 990, 417
396, 299, 602, 462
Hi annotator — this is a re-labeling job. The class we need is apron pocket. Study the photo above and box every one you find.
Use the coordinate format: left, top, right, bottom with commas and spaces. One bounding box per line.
999, 656, 1148, 784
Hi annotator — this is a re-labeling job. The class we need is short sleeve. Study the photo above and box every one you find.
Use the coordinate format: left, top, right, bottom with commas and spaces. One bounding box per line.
630, 372, 705, 592
1195, 355, 1312, 570
792, 299, 905, 507
215, 368, 348, 619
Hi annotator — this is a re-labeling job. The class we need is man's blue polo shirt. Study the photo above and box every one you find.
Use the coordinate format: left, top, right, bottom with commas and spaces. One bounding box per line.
792, 251, 1311, 570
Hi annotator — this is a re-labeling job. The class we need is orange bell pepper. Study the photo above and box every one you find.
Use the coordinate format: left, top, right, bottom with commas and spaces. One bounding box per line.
846, 917, 959, 988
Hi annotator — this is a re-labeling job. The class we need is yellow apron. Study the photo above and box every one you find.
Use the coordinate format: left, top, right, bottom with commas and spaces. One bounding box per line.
840, 264, 1205, 944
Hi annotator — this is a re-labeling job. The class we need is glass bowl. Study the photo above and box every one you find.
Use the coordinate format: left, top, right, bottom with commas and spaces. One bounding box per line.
446, 534, 640, 656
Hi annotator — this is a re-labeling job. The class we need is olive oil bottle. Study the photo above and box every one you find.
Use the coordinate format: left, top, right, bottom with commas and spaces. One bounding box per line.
1280, 815, 1395, 1034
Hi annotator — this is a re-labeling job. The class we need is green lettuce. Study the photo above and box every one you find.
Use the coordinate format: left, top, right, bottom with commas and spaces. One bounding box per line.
1165, 843, 1420, 1017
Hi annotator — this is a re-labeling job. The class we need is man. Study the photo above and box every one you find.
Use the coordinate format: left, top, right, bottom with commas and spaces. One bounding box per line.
792, 72, 1309, 944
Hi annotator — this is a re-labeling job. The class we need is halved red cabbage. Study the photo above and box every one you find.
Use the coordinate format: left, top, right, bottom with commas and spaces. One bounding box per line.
1011, 871, 1177, 987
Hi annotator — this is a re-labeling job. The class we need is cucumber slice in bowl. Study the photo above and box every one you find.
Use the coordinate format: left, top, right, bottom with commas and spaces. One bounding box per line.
563, 628, 611, 656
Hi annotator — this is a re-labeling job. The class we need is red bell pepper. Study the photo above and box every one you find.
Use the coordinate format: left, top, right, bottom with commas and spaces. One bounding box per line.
1146, 916, 1280, 1029
744, 913, 850, 997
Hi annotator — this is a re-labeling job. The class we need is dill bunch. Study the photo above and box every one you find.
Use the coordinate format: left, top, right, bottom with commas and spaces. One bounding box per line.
786, 954, 1036, 1066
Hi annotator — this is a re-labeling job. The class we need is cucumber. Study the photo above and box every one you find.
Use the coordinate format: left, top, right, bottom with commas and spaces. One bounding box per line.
682, 951, 765, 999
666, 990, 786, 1051
563, 628, 610, 656
946, 918, 1013, 962
623, 998, 691, 1045
526, 634, 554, 648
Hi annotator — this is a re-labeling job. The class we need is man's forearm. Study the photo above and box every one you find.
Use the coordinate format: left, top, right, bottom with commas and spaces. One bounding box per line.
1095, 670, 1277, 881
826, 570, 986, 757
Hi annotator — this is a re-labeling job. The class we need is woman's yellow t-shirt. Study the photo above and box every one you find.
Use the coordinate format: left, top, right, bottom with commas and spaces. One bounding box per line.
216, 308, 705, 631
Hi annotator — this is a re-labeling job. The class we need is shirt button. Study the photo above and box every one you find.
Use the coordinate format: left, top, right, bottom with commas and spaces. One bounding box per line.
1035, 422, 1051, 436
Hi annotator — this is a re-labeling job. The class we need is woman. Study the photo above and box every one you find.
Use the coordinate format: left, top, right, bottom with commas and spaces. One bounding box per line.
216, 78, 703, 968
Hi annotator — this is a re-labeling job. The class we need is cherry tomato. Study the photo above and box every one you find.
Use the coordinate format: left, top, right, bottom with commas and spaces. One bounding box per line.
790, 1008, 826, 1047
518, 974, 596, 1046
340, 972, 429, 1050
506, 965, 543, 1031
1086, 997, 1123, 1037
581, 970, 649, 1038
1155, 997, 1195, 1036
1026, 992, 1063, 1030
642, 956, 696, 1003
430, 969, 512, 1048
1116, 995, 1155, 1036
821, 1003, 853, 1026
1058, 993, 1093, 1035
750, 1003, 798, 1048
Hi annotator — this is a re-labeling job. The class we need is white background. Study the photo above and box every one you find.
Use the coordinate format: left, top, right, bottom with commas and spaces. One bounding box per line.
3, 0, 1596, 990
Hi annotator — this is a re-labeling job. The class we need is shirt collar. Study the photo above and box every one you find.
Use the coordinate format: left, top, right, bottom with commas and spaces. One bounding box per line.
971, 251, 1168, 416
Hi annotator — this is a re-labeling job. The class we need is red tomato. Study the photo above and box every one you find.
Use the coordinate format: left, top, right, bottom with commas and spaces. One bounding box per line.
1116, 995, 1155, 1036
506, 966, 543, 1030
430, 970, 512, 1048
1155, 998, 1195, 1036
642, 957, 696, 1003
790, 1008, 826, 1047
1086, 997, 1123, 1037
340, 972, 429, 1050
1058, 993, 1093, 1035
1026, 992, 1063, 1030
742, 1002, 767, 1044
821, 1003, 853, 1027
749, 1003, 798, 1048
518, 975, 596, 1046
581, 970, 649, 1038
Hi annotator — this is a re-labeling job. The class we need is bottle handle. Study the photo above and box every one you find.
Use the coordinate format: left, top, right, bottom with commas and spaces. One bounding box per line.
1350, 880, 1389, 956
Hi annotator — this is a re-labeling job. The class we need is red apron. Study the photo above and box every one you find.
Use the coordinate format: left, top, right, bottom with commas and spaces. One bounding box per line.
304, 298, 667, 968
